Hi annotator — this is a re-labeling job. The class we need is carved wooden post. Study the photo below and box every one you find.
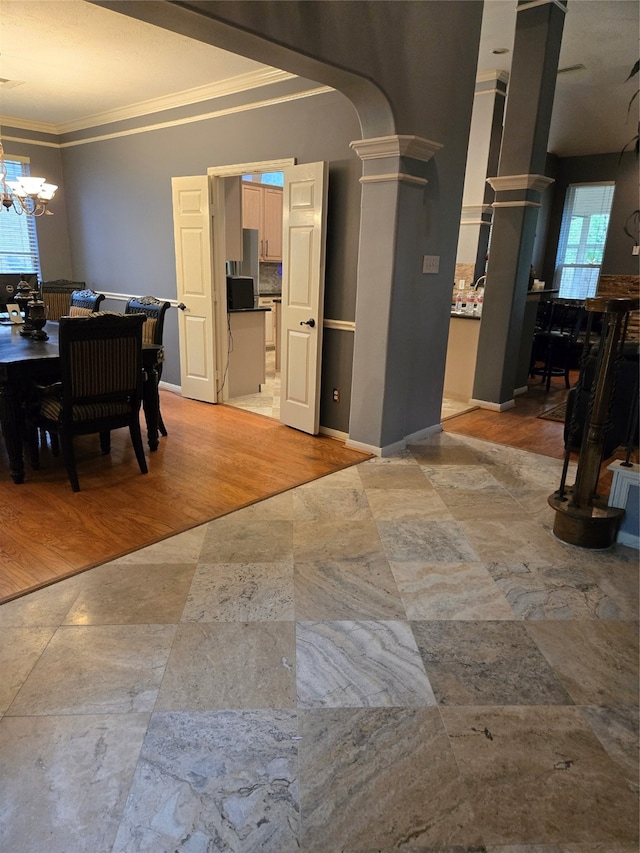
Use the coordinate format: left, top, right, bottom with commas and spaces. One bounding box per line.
549, 296, 639, 548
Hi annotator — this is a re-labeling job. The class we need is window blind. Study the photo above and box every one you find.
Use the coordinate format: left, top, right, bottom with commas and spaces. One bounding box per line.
0, 157, 42, 277
553, 182, 615, 300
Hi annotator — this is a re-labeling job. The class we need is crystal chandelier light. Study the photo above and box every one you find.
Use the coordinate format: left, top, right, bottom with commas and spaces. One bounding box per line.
0, 140, 57, 216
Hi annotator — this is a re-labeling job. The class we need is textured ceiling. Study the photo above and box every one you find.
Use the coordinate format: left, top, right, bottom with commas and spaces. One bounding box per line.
0, 0, 638, 157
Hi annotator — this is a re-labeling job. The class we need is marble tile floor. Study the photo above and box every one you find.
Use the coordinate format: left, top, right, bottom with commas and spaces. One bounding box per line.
226, 349, 475, 423
0, 431, 638, 852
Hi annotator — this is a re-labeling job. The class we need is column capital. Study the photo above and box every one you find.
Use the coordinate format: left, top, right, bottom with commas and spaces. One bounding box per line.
350, 134, 442, 163
487, 174, 554, 192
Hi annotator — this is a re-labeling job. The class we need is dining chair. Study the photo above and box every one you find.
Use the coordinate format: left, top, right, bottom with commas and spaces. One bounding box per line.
40, 280, 86, 321
124, 295, 171, 437
28, 312, 148, 492
69, 288, 105, 316
530, 299, 586, 391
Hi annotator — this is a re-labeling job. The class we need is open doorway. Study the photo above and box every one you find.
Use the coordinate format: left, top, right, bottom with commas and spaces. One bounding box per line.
225, 170, 283, 420
196, 157, 328, 436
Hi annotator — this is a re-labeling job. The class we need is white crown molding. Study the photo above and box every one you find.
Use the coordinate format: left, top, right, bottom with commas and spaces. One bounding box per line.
0, 68, 303, 137
58, 86, 333, 149
57, 68, 298, 135
350, 135, 443, 163
0, 132, 59, 149
487, 174, 555, 192
359, 173, 428, 186
0, 116, 57, 135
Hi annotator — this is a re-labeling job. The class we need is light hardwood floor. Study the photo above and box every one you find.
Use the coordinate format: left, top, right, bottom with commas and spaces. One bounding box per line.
0, 392, 370, 603
2, 372, 633, 604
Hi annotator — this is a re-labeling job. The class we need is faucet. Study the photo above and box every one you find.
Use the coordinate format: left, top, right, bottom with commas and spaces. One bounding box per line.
474, 275, 486, 290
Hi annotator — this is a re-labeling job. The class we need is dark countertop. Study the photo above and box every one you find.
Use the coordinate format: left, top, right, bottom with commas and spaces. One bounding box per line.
450, 311, 481, 320
228, 306, 271, 313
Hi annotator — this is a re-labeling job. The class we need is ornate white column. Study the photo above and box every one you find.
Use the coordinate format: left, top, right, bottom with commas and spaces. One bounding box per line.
471, 0, 567, 408
347, 134, 443, 454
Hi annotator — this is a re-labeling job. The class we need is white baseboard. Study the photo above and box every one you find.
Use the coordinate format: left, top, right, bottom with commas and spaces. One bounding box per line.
616, 530, 640, 550
159, 381, 181, 394
346, 423, 442, 457
319, 425, 348, 442
469, 397, 516, 412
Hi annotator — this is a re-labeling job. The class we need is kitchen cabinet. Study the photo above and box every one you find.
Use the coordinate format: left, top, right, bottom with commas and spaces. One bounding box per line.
242, 182, 283, 261
259, 296, 276, 348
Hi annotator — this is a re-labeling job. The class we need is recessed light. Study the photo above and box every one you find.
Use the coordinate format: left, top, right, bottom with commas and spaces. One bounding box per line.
557, 64, 586, 75
492, 48, 510, 55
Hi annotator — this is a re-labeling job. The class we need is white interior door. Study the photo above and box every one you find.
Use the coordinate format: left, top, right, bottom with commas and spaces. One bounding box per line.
280, 161, 328, 434
171, 175, 219, 403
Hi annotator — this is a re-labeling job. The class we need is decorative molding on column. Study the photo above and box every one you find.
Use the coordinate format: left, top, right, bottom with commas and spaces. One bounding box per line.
359, 173, 428, 186
475, 70, 509, 96
461, 204, 493, 222
492, 200, 542, 208
323, 318, 356, 332
487, 174, 555, 192
517, 0, 568, 14
350, 135, 443, 163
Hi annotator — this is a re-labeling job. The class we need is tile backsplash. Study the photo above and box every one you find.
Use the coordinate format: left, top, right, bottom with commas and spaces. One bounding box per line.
259, 262, 282, 294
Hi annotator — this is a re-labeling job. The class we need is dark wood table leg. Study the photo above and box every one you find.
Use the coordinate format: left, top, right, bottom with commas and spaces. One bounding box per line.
142, 366, 160, 452
0, 384, 26, 483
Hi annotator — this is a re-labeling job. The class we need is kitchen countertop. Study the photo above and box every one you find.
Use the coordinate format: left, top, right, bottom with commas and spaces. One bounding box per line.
228, 306, 271, 313
450, 311, 481, 320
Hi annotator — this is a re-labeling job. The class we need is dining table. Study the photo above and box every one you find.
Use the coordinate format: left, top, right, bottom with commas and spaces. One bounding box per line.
0, 320, 162, 484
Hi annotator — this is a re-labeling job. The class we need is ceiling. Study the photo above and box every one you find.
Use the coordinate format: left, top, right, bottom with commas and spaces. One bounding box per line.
0, 0, 638, 157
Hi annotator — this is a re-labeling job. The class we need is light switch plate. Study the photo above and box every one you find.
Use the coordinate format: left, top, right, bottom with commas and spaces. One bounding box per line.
422, 255, 440, 274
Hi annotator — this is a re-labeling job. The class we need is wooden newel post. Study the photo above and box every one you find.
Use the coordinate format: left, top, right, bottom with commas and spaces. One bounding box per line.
549, 296, 639, 549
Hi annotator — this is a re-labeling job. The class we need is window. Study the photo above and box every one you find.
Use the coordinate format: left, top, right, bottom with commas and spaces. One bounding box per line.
553, 183, 615, 300
242, 171, 284, 187
0, 155, 41, 277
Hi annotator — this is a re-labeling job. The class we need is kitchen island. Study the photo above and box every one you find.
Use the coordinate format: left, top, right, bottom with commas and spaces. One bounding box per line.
444, 312, 481, 402
227, 307, 270, 398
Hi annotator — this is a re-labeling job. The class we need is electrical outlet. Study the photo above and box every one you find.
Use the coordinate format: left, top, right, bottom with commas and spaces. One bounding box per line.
422, 255, 440, 274
632, 245, 639, 256
332, 388, 340, 402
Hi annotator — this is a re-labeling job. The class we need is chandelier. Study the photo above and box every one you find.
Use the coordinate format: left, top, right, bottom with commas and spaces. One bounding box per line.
0, 141, 57, 216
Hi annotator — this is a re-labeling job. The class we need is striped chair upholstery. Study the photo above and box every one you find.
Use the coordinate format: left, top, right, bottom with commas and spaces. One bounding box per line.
69, 289, 105, 314
29, 312, 147, 492
41, 280, 85, 321
124, 296, 171, 438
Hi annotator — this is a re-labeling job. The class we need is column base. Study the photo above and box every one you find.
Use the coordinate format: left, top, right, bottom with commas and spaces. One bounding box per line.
548, 488, 624, 550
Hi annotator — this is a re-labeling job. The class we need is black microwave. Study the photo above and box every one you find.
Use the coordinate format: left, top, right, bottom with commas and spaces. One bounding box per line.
226, 275, 255, 310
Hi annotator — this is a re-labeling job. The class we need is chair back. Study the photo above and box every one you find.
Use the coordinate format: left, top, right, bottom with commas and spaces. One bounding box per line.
124, 295, 171, 346
58, 313, 145, 416
69, 289, 105, 316
41, 280, 85, 321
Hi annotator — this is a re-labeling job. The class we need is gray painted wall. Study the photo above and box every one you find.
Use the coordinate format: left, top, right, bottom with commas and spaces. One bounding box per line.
56, 86, 362, 432
541, 151, 639, 284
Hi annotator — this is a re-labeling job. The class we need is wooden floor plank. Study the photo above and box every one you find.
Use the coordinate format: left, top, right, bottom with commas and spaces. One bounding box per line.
0, 392, 370, 603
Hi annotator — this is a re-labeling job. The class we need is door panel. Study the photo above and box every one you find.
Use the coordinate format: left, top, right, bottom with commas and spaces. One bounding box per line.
171, 175, 217, 403
280, 162, 328, 434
